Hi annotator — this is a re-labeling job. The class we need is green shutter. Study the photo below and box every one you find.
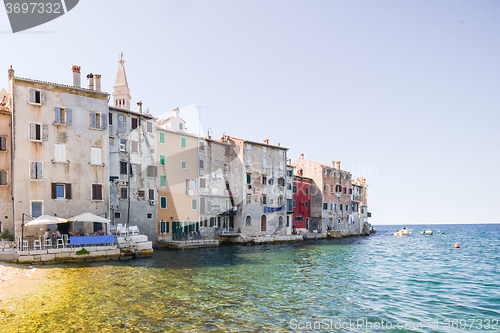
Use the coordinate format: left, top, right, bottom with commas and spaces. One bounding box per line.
160, 154, 166, 166
181, 161, 186, 169
166, 221, 170, 233
160, 196, 167, 208
160, 132, 165, 144
160, 175, 166, 187
305, 187, 308, 194
192, 199, 197, 210
247, 174, 251, 184
181, 137, 186, 148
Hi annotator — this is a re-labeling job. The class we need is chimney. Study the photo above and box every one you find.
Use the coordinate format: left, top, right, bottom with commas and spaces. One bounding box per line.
263, 138, 269, 144
332, 160, 336, 168
298, 168, 303, 176
71, 65, 81, 87
336, 161, 341, 169
87, 73, 94, 90
173, 107, 180, 117
93, 74, 101, 92
8, 65, 14, 81
286, 158, 291, 165
276, 142, 280, 146
137, 101, 143, 114
300, 153, 304, 159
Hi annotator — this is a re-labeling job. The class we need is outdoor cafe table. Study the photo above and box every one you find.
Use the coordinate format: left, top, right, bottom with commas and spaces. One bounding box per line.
69, 235, 115, 246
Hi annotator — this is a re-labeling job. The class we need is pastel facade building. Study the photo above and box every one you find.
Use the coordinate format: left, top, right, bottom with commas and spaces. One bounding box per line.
285, 162, 294, 234
8, 65, 109, 237
156, 118, 199, 242
292, 174, 311, 232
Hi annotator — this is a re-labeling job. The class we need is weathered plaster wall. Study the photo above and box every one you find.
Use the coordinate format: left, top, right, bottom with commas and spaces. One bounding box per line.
0, 110, 13, 233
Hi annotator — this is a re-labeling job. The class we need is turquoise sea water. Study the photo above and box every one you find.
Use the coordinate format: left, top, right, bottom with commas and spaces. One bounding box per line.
1, 224, 499, 332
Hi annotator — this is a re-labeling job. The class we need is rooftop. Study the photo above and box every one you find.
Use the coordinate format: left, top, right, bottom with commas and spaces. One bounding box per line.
109, 106, 156, 119
13, 76, 109, 96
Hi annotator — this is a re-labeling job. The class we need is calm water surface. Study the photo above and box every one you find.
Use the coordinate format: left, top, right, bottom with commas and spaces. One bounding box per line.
1, 224, 499, 332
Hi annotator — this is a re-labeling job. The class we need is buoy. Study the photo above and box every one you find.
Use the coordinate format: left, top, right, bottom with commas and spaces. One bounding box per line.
454, 243, 460, 248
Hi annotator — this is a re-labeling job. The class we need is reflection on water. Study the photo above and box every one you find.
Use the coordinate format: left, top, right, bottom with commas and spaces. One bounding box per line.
1, 225, 499, 332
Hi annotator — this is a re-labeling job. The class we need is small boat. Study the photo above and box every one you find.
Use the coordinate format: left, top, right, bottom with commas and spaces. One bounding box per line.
421, 230, 433, 235
394, 228, 412, 236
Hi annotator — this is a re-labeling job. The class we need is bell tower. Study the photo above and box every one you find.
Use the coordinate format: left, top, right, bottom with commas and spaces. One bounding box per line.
112, 52, 131, 110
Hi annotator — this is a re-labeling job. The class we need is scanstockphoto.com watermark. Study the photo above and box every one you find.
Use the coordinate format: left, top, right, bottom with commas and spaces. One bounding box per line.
3, 0, 79, 33
289, 318, 499, 331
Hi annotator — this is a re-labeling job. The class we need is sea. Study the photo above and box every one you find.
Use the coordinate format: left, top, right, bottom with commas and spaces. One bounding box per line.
0, 224, 499, 332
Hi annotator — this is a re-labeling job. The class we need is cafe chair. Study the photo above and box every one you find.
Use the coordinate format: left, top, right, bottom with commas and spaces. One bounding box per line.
33, 236, 42, 250
128, 226, 139, 236
63, 234, 70, 247
57, 237, 64, 248
44, 237, 52, 249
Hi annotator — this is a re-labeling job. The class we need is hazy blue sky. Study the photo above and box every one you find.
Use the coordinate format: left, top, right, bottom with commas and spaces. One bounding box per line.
1, 1, 498, 225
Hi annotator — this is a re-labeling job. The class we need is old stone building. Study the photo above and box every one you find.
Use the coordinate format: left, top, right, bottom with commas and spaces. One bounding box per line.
219, 136, 288, 237
108, 56, 158, 243
8, 65, 109, 237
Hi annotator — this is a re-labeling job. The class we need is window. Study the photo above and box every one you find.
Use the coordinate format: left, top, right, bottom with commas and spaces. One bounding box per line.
90, 111, 107, 130
54, 144, 66, 162
51, 183, 71, 199
340, 204, 343, 211
262, 195, 267, 205
159, 132, 165, 144
199, 159, 204, 169
131, 141, 139, 153
278, 196, 283, 206
160, 220, 170, 233
120, 139, 126, 151
160, 196, 167, 209
246, 174, 251, 184
198, 141, 204, 150
287, 199, 293, 208
28, 88, 43, 105
130, 163, 141, 176
323, 202, 328, 210
159, 154, 166, 166
114, 212, 121, 219
138, 190, 145, 198
29, 122, 47, 141
293, 186, 297, 193
54, 107, 72, 125
91, 184, 103, 200
131, 118, 138, 130
305, 201, 308, 208
160, 175, 166, 187
262, 175, 267, 185
278, 177, 285, 187
246, 215, 251, 226
246, 194, 251, 204
279, 216, 283, 227
305, 187, 308, 194
181, 161, 186, 169
349, 188, 352, 195
192, 179, 197, 190
0, 170, 7, 186
0, 136, 6, 151
147, 121, 153, 133
149, 189, 155, 200
287, 183, 292, 190
191, 199, 197, 210
293, 200, 296, 208
109, 112, 113, 125
181, 137, 187, 148
343, 187, 346, 194
120, 162, 128, 175
121, 188, 128, 199
287, 170, 292, 177
287, 215, 290, 227
91, 148, 102, 165
179, 123, 184, 131
31, 201, 43, 218
148, 166, 157, 177
29, 161, 43, 180
323, 184, 327, 192
268, 178, 274, 185
146, 212, 153, 219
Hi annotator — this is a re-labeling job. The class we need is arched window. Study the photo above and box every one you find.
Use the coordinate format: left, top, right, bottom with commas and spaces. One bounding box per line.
245, 215, 251, 226
261, 214, 267, 231
279, 215, 283, 227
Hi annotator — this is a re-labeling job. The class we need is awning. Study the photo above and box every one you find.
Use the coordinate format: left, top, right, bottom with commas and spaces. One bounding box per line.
67, 212, 111, 223
25, 215, 68, 226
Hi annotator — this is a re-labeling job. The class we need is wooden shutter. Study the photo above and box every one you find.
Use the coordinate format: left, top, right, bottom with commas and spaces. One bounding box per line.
42, 124, 49, 141
36, 162, 43, 179
29, 161, 36, 179
131, 118, 138, 129
132, 141, 138, 153
199, 159, 203, 169
66, 108, 72, 125
149, 189, 154, 200
51, 183, 57, 199
92, 184, 97, 200
147, 121, 152, 133
102, 114, 107, 130
0, 171, 6, 185
66, 183, 72, 199
0, 137, 6, 151
28, 88, 35, 103
54, 107, 61, 124
109, 113, 113, 125
29, 123, 36, 140
91, 112, 97, 128
40, 90, 45, 104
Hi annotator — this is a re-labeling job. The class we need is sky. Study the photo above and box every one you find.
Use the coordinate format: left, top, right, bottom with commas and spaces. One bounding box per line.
1, 0, 499, 225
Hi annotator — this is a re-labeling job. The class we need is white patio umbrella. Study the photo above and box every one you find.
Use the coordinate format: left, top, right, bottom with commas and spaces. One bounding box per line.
25, 215, 68, 226
67, 213, 111, 223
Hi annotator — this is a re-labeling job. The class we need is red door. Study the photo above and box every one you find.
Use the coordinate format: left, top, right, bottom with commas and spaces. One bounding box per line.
261, 215, 267, 232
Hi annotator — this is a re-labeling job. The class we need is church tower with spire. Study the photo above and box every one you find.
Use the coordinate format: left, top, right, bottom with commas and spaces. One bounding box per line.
112, 52, 131, 110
